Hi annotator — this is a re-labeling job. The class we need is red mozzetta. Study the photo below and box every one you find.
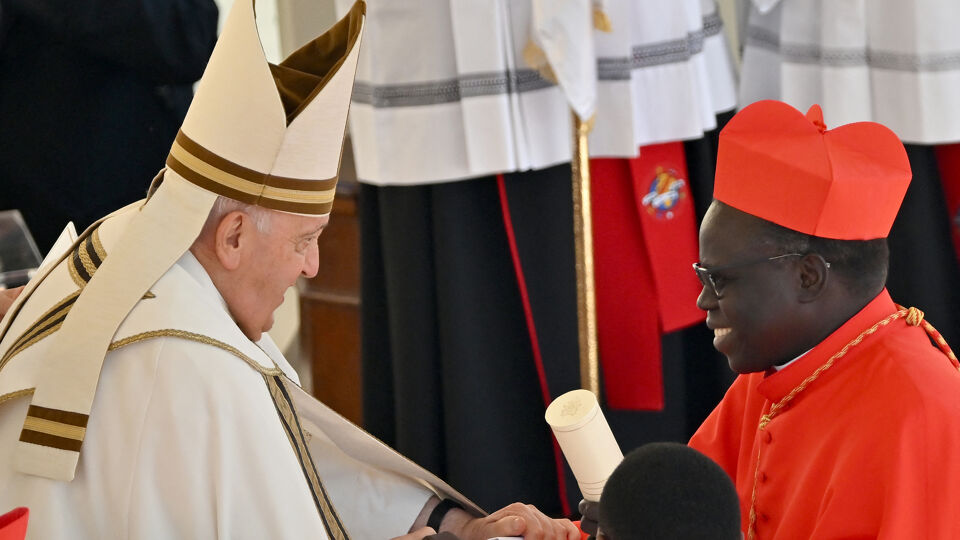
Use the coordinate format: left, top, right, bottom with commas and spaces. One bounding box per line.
691, 289, 960, 539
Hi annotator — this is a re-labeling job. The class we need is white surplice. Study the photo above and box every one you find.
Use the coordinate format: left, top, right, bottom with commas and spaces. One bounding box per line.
338, 0, 738, 185
740, 0, 960, 144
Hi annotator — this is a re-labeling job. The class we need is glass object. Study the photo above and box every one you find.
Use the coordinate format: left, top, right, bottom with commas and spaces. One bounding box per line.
0, 210, 42, 289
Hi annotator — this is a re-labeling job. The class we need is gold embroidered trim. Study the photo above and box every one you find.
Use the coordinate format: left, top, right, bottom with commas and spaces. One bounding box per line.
5, 296, 75, 361
169, 141, 337, 202
22, 416, 86, 440
108, 329, 282, 376
746, 307, 957, 540
11, 395, 90, 452
284, 374, 467, 511
1, 227, 109, 372
265, 375, 349, 540
77, 240, 97, 281
273, 372, 471, 515
69, 228, 106, 288
0, 388, 34, 406
0, 291, 80, 372
68, 258, 85, 289
90, 228, 107, 262
0, 220, 107, 370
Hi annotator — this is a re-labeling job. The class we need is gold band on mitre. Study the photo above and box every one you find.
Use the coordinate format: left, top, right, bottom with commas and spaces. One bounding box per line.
166, 130, 338, 215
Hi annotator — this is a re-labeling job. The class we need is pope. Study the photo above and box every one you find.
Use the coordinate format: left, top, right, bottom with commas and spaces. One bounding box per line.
0, 1, 577, 539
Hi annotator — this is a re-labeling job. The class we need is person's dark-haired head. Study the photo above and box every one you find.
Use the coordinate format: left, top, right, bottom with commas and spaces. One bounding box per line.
697, 100, 910, 374
745, 201, 890, 299
598, 443, 740, 540
696, 201, 890, 373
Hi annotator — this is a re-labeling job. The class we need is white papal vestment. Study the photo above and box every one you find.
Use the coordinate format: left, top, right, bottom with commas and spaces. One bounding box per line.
0, 206, 476, 538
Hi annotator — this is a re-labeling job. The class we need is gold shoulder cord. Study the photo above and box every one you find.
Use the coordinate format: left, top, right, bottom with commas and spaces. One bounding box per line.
108, 329, 282, 376
0, 228, 106, 374
746, 307, 957, 540
263, 374, 350, 540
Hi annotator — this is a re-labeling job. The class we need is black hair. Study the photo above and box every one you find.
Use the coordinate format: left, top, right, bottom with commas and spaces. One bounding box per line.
717, 201, 890, 298
599, 442, 740, 540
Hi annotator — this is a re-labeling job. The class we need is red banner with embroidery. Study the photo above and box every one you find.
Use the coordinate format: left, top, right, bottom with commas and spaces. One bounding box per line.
591, 143, 704, 410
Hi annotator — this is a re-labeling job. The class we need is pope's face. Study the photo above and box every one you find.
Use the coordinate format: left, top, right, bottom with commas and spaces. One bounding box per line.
696, 202, 803, 374
230, 211, 326, 341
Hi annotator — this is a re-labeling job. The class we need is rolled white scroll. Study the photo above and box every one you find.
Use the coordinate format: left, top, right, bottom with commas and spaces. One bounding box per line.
545, 389, 623, 501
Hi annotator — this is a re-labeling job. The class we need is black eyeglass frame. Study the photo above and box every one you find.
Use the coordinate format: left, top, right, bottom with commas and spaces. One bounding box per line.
692, 253, 820, 299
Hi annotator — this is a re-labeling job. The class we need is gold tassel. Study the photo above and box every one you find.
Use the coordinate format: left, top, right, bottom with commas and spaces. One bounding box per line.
523, 39, 559, 84
593, 8, 612, 33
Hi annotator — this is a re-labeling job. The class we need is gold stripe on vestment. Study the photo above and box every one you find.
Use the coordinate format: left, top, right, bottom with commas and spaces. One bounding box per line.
0, 388, 34, 406
23, 416, 87, 440
68, 257, 85, 289
68, 226, 106, 287
265, 374, 350, 540
90, 227, 107, 261
172, 131, 338, 191
77, 236, 97, 279
0, 227, 106, 372
167, 154, 336, 215
108, 329, 282, 376
18, 404, 90, 453
0, 291, 79, 372
27, 404, 89, 426
169, 142, 336, 203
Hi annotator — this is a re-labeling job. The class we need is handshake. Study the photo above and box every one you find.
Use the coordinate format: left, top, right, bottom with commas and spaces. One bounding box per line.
546, 390, 740, 540
393, 440, 742, 540
392, 501, 580, 540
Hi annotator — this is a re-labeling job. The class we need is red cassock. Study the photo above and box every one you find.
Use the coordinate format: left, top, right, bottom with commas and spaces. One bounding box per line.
0, 508, 27, 540
690, 290, 960, 539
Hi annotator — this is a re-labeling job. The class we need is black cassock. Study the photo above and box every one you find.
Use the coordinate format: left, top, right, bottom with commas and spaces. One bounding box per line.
0, 0, 217, 252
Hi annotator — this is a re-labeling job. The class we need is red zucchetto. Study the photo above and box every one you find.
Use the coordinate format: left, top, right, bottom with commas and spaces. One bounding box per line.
714, 100, 911, 240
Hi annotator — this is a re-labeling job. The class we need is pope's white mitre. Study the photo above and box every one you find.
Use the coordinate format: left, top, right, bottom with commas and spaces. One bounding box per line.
168, 0, 364, 215
0, 0, 365, 482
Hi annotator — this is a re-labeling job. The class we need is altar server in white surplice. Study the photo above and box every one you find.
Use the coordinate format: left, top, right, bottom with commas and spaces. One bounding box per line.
0, 1, 578, 539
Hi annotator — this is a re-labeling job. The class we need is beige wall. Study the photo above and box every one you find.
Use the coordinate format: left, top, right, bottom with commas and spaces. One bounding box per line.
276, 0, 338, 56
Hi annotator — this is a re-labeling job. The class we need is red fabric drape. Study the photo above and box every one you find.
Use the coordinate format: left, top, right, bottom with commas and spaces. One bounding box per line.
592, 143, 705, 410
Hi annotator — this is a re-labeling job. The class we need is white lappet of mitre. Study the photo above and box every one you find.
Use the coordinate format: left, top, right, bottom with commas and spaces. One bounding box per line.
0, 0, 365, 481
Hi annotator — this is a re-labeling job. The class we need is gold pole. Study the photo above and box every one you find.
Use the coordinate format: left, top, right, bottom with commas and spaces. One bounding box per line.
571, 111, 599, 396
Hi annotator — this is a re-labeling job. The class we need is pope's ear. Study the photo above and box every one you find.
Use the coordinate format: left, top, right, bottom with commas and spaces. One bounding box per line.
213, 211, 247, 271
797, 253, 830, 302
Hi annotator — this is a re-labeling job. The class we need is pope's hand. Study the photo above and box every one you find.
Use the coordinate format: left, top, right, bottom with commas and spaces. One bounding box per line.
393, 527, 437, 540
454, 503, 580, 540
0, 286, 24, 319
